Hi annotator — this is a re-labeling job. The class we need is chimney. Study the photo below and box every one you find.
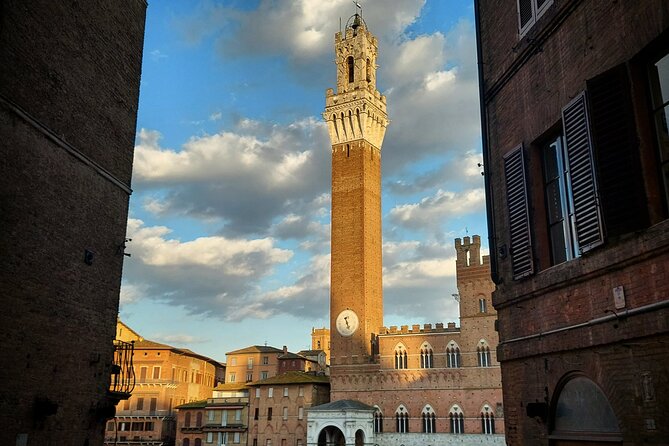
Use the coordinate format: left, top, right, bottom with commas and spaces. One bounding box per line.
283, 345, 287, 354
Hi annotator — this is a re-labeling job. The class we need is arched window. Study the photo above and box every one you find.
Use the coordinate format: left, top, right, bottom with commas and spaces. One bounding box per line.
421, 405, 436, 433
395, 405, 409, 433
196, 412, 202, 427
394, 345, 408, 369
479, 297, 487, 313
347, 56, 354, 83
449, 405, 465, 434
183, 439, 190, 446
184, 412, 191, 427
481, 405, 495, 434
194, 439, 202, 446
447, 341, 461, 368
477, 340, 492, 367
373, 406, 383, 433
420, 343, 434, 369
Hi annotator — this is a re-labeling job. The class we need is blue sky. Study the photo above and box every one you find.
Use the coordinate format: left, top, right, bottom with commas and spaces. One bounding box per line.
120, 0, 488, 362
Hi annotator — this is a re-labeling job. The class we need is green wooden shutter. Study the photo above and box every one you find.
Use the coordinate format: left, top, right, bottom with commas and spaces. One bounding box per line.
562, 92, 604, 254
504, 145, 534, 279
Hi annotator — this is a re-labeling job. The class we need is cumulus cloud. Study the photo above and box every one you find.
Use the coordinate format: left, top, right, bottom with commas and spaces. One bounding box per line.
389, 188, 486, 233
133, 118, 331, 236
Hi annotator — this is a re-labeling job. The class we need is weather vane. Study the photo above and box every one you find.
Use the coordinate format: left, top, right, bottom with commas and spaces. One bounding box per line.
354, 1, 362, 15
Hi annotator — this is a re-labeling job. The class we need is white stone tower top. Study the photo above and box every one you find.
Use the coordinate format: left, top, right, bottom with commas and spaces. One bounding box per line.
323, 11, 389, 149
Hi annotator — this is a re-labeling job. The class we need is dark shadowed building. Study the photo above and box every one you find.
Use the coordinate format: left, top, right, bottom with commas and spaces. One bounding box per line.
0, 1, 146, 444
475, 0, 669, 444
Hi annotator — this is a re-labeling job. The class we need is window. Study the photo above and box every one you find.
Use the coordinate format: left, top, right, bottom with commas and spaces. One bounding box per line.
479, 298, 487, 313
152, 366, 161, 379
230, 358, 237, 366
185, 412, 192, 427
298, 407, 304, 420
394, 345, 407, 369
283, 387, 289, 397
234, 432, 241, 444
145, 421, 154, 431
196, 412, 202, 427
255, 388, 261, 398
149, 398, 157, 414
481, 405, 496, 434
395, 406, 409, 433
194, 439, 202, 446
422, 406, 436, 433
449, 405, 465, 434
254, 408, 259, 421
268, 387, 273, 398
139, 366, 148, 381
347, 56, 354, 83
267, 408, 273, 420
208, 410, 215, 421
184, 439, 190, 446
247, 372, 253, 382
504, 145, 534, 279
317, 340, 321, 348
253, 440, 258, 446
297, 441, 303, 446
235, 409, 242, 422
477, 340, 492, 367
222, 410, 229, 426
229, 372, 236, 383
248, 358, 254, 369
283, 407, 288, 420
261, 371, 268, 380
206, 432, 213, 443
262, 356, 269, 365
136, 397, 144, 411
420, 343, 433, 368
266, 440, 272, 446
298, 386, 304, 397
650, 52, 669, 207
517, 0, 552, 38
447, 342, 461, 368
374, 407, 383, 433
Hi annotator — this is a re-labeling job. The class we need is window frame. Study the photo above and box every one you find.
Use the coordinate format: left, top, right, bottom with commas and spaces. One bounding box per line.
517, 0, 553, 38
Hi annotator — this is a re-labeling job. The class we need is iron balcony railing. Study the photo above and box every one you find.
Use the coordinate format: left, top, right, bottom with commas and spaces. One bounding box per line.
110, 340, 136, 397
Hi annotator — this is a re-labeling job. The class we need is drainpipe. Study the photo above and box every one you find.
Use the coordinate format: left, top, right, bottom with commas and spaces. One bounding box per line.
474, 0, 500, 284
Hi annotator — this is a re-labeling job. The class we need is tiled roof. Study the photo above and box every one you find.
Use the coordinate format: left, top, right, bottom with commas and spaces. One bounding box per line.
213, 382, 250, 391
175, 399, 208, 409
247, 371, 329, 386
297, 349, 324, 356
308, 399, 375, 411
226, 345, 284, 355
132, 340, 224, 367
278, 352, 304, 360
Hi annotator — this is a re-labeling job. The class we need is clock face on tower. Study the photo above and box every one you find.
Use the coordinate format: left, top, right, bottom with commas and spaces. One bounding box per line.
335, 309, 359, 337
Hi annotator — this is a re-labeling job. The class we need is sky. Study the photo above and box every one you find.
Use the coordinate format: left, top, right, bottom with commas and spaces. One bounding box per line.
119, 0, 489, 362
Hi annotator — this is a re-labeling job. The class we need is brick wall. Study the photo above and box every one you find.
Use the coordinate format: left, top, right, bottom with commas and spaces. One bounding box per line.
0, 1, 146, 445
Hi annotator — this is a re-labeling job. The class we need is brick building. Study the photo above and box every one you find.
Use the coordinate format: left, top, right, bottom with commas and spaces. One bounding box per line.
248, 371, 330, 446
307, 11, 504, 446
175, 383, 250, 446
225, 345, 286, 384
0, 2, 146, 445
475, 0, 669, 444
106, 322, 224, 445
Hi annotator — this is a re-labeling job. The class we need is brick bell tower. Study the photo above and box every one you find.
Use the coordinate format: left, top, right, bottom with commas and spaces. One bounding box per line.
325, 11, 389, 372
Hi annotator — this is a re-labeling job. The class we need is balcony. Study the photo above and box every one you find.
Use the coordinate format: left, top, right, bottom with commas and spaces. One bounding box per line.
109, 340, 135, 400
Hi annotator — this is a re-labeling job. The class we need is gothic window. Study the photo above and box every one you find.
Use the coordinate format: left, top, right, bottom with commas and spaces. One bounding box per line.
395, 405, 409, 433
477, 340, 492, 367
421, 406, 436, 433
394, 345, 408, 369
373, 406, 383, 433
420, 342, 434, 368
481, 405, 495, 434
449, 405, 465, 434
366, 58, 371, 82
347, 56, 354, 83
447, 341, 461, 368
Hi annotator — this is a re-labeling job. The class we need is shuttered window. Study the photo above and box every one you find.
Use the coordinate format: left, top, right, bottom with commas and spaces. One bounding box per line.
504, 145, 534, 279
517, 0, 553, 38
561, 93, 604, 254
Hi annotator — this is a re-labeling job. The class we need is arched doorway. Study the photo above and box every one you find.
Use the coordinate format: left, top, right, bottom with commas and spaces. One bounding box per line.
355, 429, 365, 446
317, 426, 345, 446
550, 374, 622, 445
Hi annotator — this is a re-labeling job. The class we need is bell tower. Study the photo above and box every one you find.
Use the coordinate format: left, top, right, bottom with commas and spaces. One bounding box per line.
325, 11, 389, 370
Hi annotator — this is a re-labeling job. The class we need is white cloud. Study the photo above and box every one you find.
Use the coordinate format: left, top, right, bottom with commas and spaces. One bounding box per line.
389, 188, 485, 230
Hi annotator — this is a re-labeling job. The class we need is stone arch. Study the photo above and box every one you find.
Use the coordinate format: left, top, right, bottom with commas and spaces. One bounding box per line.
317, 425, 345, 446
550, 373, 621, 444
355, 429, 365, 446
420, 341, 434, 368
394, 343, 408, 369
